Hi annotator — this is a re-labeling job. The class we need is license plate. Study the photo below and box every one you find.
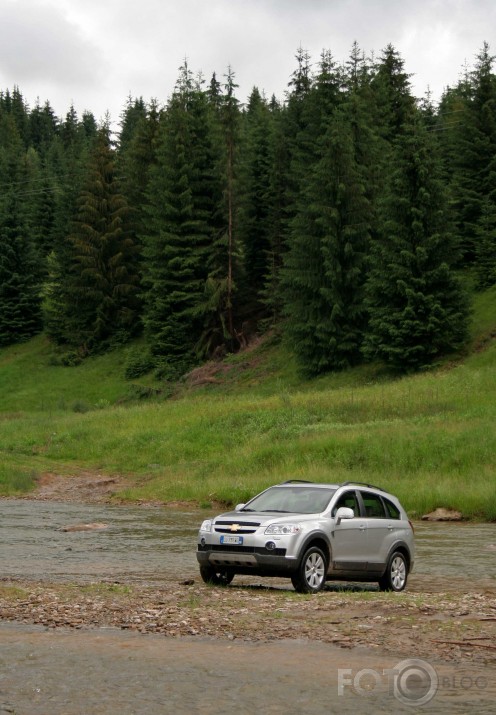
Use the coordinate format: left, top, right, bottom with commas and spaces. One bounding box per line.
220, 535, 243, 545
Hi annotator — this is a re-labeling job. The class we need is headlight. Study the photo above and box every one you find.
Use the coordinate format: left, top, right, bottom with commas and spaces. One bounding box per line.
265, 523, 302, 535
199, 519, 213, 532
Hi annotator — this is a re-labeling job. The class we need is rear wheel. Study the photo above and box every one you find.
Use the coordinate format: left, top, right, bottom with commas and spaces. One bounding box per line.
291, 546, 327, 594
199, 564, 235, 586
378, 551, 408, 592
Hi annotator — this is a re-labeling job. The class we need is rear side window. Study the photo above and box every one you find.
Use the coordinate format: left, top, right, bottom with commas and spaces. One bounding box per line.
361, 492, 386, 518
383, 497, 401, 519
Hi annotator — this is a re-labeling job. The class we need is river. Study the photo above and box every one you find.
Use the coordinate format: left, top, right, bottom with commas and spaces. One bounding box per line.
1, 498, 495, 585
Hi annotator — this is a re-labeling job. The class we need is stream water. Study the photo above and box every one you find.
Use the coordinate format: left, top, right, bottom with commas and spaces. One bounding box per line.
1, 498, 495, 585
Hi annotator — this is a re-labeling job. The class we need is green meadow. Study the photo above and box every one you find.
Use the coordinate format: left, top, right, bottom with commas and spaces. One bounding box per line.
1, 285, 495, 520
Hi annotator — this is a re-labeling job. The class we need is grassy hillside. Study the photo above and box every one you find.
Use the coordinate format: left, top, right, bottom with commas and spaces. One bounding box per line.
0, 285, 495, 519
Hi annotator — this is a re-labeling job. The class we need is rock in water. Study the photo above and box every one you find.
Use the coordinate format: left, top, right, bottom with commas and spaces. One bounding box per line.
59, 523, 109, 532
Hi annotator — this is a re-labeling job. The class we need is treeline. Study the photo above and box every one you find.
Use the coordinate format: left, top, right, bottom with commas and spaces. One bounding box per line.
1, 42, 495, 376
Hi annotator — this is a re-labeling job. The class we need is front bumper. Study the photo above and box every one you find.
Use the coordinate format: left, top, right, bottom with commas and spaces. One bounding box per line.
196, 542, 297, 573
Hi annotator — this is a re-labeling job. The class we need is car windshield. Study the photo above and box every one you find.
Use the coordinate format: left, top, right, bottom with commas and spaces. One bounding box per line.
241, 486, 336, 514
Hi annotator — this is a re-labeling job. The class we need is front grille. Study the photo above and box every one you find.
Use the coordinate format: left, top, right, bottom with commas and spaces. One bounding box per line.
214, 520, 261, 535
215, 528, 257, 534
198, 544, 286, 557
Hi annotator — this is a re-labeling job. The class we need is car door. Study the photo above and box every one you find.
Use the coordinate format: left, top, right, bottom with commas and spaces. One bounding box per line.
328, 490, 368, 572
357, 490, 390, 574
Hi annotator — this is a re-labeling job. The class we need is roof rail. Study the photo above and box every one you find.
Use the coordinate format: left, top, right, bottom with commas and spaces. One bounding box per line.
281, 479, 313, 484
340, 481, 384, 491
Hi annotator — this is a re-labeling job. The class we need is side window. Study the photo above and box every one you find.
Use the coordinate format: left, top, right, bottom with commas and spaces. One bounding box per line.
331, 491, 358, 517
384, 498, 401, 519
361, 492, 386, 518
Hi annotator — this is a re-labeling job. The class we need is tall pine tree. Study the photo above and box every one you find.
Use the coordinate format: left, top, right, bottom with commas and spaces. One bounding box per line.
142, 65, 224, 374
47, 126, 140, 351
364, 119, 470, 371
0, 107, 42, 344
282, 103, 372, 374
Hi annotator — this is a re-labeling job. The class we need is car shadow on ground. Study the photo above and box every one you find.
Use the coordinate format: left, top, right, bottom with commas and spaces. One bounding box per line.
227, 580, 379, 594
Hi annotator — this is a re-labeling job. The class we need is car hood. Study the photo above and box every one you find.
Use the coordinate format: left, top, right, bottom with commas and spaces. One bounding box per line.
213, 510, 320, 526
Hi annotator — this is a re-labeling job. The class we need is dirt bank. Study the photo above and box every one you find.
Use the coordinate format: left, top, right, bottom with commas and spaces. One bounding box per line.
29, 472, 130, 503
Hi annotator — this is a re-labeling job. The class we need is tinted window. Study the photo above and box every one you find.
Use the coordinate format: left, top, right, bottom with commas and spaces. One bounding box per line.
384, 498, 401, 519
331, 491, 358, 517
361, 492, 386, 518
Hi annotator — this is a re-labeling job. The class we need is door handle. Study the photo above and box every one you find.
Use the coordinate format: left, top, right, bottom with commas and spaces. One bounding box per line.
359, 524, 366, 531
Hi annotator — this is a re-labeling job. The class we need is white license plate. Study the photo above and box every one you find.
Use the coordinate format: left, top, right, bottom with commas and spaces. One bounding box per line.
220, 535, 243, 545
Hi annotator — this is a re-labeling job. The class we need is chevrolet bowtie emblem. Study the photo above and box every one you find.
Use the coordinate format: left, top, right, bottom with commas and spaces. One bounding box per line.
230, 523, 240, 532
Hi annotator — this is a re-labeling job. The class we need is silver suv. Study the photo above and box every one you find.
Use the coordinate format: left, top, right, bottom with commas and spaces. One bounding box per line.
197, 481, 414, 593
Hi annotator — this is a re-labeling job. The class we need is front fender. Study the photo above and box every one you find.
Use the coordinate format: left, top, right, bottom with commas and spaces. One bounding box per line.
297, 531, 333, 565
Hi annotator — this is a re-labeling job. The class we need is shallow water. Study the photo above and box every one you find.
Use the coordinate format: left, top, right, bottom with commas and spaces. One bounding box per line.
0, 499, 494, 585
0, 499, 200, 584
0, 622, 494, 715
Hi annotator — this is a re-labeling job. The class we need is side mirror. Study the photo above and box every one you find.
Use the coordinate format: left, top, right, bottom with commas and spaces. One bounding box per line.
335, 506, 354, 525
234, 503, 245, 512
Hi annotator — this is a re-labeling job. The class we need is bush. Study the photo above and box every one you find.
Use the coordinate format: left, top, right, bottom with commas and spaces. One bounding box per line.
48, 351, 83, 367
124, 348, 155, 379
71, 400, 90, 413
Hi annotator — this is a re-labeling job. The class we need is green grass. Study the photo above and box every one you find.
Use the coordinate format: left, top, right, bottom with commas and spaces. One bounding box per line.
0, 335, 163, 412
0, 287, 495, 519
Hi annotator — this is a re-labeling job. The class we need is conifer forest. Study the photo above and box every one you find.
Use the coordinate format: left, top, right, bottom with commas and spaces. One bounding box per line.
1, 43, 495, 377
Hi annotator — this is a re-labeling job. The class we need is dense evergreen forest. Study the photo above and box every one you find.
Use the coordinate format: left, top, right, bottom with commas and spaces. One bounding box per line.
1, 43, 495, 377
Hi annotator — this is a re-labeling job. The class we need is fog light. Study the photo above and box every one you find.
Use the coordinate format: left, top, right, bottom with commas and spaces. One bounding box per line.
201, 537, 206, 547
265, 541, 276, 551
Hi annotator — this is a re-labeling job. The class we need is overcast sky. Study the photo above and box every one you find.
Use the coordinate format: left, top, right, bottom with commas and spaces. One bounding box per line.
0, 0, 494, 124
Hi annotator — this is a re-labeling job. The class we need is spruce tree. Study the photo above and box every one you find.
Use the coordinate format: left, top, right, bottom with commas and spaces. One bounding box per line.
142, 65, 224, 373
47, 127, 140, 351
475, 195, 496, 287
237, 88, 273, 317
364, 120, 470, 371
44, 108, 96, 343
220, 66, 241, 344
450, 43, 496, 265
0, 107, 42, 344
282, 104, 372, 375
371, 44, 416, 142
28, 100, 59, 154
0, 189, 42, 345
117, 98, 161, 297
260, 99, 291, 326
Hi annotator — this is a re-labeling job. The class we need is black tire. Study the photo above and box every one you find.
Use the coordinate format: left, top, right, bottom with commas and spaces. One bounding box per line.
291, 546, 327, 594
378, 551, 408, 592
199, 564, 235, 586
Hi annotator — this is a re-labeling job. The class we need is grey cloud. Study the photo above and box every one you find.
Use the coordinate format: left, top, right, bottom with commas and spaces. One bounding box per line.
1, 0, 494, 122
0, 1, 103, 87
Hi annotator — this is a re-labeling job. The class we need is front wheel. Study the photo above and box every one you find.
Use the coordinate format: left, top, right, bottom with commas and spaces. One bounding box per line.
291, 546, 327, 594
199, 564, 235, 586
378, 551, 408, 592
